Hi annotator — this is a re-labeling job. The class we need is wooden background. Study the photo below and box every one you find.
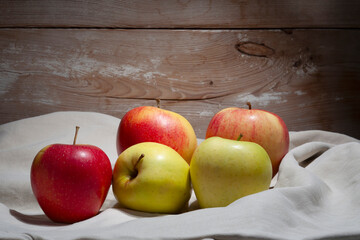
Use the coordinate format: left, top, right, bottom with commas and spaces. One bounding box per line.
0, 0, 359, 139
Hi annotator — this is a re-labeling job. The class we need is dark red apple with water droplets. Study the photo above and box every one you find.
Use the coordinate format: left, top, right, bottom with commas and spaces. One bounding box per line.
30, 127, 112, 223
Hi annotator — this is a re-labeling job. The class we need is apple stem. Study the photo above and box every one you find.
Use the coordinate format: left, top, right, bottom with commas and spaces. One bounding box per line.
135, 154, 145, 170
131, 154, 144, 179
73, 126, 80, 145
156, 98, 161, 108
246, 102, 252, 110
237, 134, 243, 141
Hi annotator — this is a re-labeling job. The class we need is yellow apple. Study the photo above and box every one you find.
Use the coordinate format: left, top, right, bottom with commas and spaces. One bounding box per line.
112, 142, 191, 213
190, 136, 272, 208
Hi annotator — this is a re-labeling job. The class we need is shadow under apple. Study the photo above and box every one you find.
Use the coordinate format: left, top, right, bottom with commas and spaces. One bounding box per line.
9, 209, 66, 226
111, 202, 164, 218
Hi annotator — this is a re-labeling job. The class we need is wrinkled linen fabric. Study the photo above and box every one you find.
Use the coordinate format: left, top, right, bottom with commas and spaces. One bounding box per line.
0, 111, 359, 240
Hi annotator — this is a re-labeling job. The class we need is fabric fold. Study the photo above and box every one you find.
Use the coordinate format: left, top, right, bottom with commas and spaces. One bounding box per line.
0, 112, 359, 240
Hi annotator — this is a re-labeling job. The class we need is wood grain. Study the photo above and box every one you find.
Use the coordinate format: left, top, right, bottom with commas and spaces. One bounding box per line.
1, 0, 359, 28
1, 29, 359, 138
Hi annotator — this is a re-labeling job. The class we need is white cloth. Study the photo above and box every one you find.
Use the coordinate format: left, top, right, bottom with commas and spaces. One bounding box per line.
0, 111, 359, 240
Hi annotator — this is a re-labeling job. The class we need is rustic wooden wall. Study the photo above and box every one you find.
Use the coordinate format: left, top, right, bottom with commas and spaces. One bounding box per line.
0, 0, 359, 139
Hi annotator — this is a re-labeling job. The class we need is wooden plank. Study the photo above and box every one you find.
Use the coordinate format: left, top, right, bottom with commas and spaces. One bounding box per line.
0, 29, 359, 139
1, 0, 360, 28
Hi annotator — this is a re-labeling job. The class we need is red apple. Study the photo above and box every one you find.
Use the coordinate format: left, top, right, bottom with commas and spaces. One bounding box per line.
206, 103, 289, 176
117, 106, 197, 164
30, 127, 112, 223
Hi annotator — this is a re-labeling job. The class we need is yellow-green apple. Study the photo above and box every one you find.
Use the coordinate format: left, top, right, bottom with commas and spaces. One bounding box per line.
190, 136, 272, 208
117, 106, 197, 164
30, 127, 112, 223
112, 142, 191, 213
206, 103, 289, 176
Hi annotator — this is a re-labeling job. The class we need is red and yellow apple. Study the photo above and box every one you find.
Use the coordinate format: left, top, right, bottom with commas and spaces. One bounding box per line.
117, 106, 197, 164
30, 127, 112, 223
206, 103, 289, 176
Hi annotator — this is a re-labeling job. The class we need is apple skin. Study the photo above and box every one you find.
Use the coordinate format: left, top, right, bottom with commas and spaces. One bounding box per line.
206, 107, 289, 176
117, 106, 197, 164
190, 137, 272, 208
30, 144, 112, 223
112, 142, 191, 213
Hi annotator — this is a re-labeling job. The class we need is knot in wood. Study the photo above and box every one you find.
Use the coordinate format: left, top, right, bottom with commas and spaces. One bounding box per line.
235, 42, 275, 58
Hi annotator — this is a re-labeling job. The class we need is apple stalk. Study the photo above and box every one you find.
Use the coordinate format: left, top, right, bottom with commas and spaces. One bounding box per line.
73, 126, 80, 145
131, 154, 145, 179
246, 102, 252, 110
156, 98, 161, 108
